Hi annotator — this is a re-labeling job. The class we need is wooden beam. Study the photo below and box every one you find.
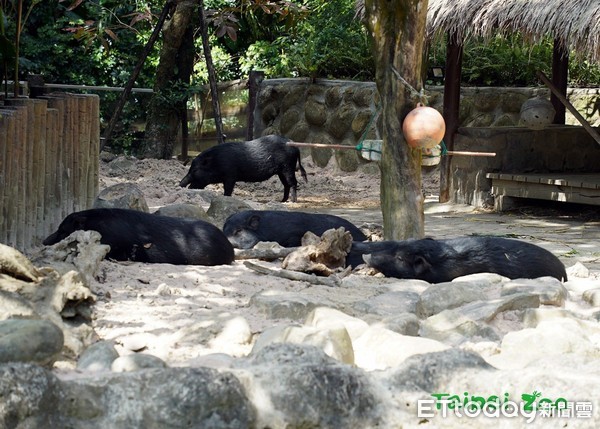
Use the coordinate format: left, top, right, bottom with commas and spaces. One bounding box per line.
537, 70, 600, 148
551, 39, 568, 124
439, 34, 463, 202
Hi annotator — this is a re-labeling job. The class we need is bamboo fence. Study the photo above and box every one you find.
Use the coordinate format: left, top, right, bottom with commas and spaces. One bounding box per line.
0, 93, 99, 251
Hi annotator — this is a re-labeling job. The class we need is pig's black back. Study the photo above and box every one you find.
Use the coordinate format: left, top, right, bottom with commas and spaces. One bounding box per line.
43, 208, 234, 266
360, 236, 567, 282
223, 210, 367, 248
179, 135, 306, 202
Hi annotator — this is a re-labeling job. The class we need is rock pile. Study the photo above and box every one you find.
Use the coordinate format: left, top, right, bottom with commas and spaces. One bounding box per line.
2, 223, 600, 427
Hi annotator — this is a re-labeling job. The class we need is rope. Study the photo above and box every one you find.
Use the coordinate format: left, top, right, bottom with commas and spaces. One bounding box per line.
355, 107, 382, 154
390, 65, 428, 105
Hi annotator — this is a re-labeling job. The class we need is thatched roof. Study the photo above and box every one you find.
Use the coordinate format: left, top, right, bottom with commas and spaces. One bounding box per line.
427, 0, 600, 63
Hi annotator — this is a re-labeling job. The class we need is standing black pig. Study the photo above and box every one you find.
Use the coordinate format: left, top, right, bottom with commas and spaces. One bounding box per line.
43, 208, 234, 266
179, 135, 307, 202
223, 210, 367, 248
359, 236, 568, 282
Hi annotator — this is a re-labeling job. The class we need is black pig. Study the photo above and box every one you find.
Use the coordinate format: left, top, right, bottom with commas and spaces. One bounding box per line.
359, 236, 568, 282
43, 208, 234, 266
223, 210, 367, 249
179, 135, 307, 202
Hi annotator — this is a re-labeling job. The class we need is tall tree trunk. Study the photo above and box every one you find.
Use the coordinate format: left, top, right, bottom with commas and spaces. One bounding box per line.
139, 0, 197, 159
363, 0, 428, 240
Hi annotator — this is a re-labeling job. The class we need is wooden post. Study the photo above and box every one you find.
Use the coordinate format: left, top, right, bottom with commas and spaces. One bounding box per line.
551, 39, 568, 125
89, 94, 100, 207
32, 99, 48, 242
3, 110, 17, 246
439, 34, 463, 203
0, 111, 9, 244
44, 107, 59, 235
246, 71, 264, 141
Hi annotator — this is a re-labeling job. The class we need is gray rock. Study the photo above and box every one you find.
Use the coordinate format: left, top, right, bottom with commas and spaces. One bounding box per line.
154, 203, 210, 221
501, 277, 569, 306
235, 343, 382, 428
380, 313, 420, 336
420, 294, 540, 344
0, 363, 254, 428
250, 290, 336, 321
352, 291, 420, 317
206, 196, 252, 228
0, 319, 64, 366
416, 281, 489, 318
77, 340, 120, 372
384, 348, 493, 392
111, 353, 167, 372
93, 182, 149, 212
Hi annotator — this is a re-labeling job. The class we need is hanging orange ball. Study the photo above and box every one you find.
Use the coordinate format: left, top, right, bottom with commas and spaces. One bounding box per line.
402, 104, 446, 149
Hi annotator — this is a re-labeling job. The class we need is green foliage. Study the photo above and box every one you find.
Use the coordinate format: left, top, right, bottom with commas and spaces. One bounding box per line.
427, 33, 600, 87
236, 0, 374, 80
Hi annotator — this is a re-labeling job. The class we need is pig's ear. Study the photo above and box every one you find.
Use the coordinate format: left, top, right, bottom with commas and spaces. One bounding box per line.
247, 215, 260, 230
413, 254, 432, 276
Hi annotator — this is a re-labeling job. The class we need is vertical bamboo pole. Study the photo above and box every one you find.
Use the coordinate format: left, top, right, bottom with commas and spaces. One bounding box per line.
0, 111, 9, 244
3, 110, 17, 246
88, 94, 100, 206
77, 95, 89, 210
44, 108, 59, 236
33, 99, 48, 243
43, 95, 67, 219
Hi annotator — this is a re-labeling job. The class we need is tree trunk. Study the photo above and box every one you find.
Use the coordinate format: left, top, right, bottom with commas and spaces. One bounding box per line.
363, 0, 428, 240
139, 0, 197, 159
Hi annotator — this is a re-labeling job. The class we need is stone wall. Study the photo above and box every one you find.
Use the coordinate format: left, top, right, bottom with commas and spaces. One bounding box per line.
253, 78, 600, 207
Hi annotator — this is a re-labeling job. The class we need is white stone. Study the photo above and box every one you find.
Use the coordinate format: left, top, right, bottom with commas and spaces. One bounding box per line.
304, 307, 369, 340
252, 324, 354, 364
353, 325, 449, 371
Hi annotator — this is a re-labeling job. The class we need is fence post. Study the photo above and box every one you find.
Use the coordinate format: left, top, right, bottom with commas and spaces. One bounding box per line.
246, 71, 264, 141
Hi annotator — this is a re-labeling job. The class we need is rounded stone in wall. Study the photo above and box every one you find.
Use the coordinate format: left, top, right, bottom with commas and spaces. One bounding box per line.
472, 92, 497, 112
343, 87, 356, 102
351, 109, 376, 138
261, 126, 280, 137
305, 100, 327, 126
288, 123, 310, 142
325, 87, 343, 108
327, 104, 356, 140
258, 86, 278, 107
491, 113, 518, 127
261, 103, 279, 125
282, 86, 306, 111
334, 140, 360, 172
500, 93, 529, 113
280, 107, 302, 135
310, 134, 334, 167
352, 87, 374, 108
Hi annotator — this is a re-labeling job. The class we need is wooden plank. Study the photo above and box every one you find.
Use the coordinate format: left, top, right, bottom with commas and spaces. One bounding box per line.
486, 173, 600, 190
490, 178, 600, 206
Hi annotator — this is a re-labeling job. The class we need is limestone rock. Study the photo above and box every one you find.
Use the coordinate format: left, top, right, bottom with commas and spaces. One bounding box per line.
416, 281, 489, 318
111, 353, 167, 372
250, 290, 336, 321
487, 319, 600, 369
93, 182, 149, 212
154, 203, 210, 221
77, 340, 120, 372
0, 319, 64, 366
252, 324, 354, 364
0, 243, 41, 282
501, 277, 569, 306
206, 196, 252, 228
304, 307, 369, 340
352, 291, 420, 317
234, 343, 382, 428
420, 293, 540, 345
353, 325, 449, 370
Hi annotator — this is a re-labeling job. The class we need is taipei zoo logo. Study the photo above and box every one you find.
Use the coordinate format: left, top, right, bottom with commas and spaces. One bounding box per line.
417, 390, 593, 423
